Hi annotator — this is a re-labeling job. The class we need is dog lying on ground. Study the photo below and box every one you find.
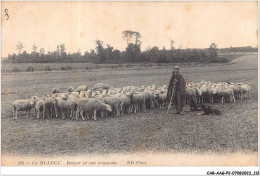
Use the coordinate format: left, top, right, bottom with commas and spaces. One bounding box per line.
200, 104, 221, 115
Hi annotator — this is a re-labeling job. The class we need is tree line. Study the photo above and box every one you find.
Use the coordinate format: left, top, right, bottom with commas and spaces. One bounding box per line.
5, 30, 253, 64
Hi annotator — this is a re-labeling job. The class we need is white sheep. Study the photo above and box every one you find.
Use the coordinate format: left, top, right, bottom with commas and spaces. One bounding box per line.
103, 96, 122, 117
154, 92, 167, 109
76, 98, 112, 120
130, 92, 146, 113
117, 93, 132, 115
185, 87, 197, 109
31, 96, 46, 119
92, 83, 111, 91
143, 91, 156, 109
240, 85, 251, 99
44, 96, 55, 118
75, 85, 88, 93
13, 98, 35, 119
219, 88, 235, 103
53, 96, 77, 119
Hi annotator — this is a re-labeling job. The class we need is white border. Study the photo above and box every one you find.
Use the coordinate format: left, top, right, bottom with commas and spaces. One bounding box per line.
0, 0, 259, 175
1, 166, 260, 175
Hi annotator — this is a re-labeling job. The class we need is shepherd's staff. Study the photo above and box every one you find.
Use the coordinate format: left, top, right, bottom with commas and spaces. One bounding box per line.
167, 82, 176, 114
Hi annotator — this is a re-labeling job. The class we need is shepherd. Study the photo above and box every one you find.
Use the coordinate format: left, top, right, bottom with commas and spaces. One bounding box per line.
167, 66, 186, 115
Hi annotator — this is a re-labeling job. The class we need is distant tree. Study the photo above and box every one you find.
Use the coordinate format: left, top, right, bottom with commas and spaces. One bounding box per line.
106, 44, 113, 61
88, 49, 97, 63
149, 46, 159, 62
134, 32, 141, 45
209, 43, 218, 58
7, 53, 17, 63
170, 40, 174, 50
76, 49, 81, 60
113, 49, 121, 63
210, 43, 217, 49
122, 30, 141, 46
20, 51, 29, 63
60, 44, 65, 54
56, 45, 61, 56
32, 44, 37, 53
125, 43, 141, 62
56, 43, 65, 56
156, 48, 167, 63
40, 48, 45, 55
95, 40, 106, 63
5, 40, 232, 64
16, 42, 24, 55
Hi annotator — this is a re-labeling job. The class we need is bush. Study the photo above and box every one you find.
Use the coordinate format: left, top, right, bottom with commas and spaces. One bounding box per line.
45, 66, 51, 71
61, 66, 72, 71
86, 66, 93, 70
209, 57, 229, 63
111, 65, 118, 69
126, 64, 133, 68
26, 66, 34, 72
12, 67, 20, 72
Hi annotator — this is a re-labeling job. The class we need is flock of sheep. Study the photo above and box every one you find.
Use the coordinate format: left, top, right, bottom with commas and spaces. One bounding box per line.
12, 81, 251, 120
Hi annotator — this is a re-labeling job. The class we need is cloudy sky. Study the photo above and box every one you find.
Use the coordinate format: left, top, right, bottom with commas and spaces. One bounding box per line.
1, 1, 258, 57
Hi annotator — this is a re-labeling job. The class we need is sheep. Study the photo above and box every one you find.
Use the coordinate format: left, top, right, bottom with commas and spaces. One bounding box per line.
229, 84, 243, 100
197, 86, 207, 103
12, 81, 251, 120
30, 96, 46, 119
154, 92, 167, 110
76, 98, 112, 120
66, 92, 79, 99
44, 96, 55, 118
13, 98, 35, 119
53, 97, 77, 119
103, 96, 122, 117
205, 87, 213, 103
185, 87, 197, 110
71, 91, 80, 97
212, 87, 222, 103
240, 85, 251, 99
67, 86, 74, 93
52, 88, 61, 94
143, 91, 157, 109
219, 88, 235, 103
92, 83, 111, 91
75, 85, 88, 93
75, 98, 91, 120
79, 91, 88, 98
130, 92, 146, 113
117, 93, 132, 115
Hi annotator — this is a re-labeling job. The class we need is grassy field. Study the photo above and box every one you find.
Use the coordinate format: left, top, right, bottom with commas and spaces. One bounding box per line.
1, 55, 258, 158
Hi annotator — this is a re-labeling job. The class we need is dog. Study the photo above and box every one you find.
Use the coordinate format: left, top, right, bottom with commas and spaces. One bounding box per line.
200, 104, 221, 115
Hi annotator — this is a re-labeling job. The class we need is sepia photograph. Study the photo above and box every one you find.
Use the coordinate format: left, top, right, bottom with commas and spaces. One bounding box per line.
1, 1, 258, 169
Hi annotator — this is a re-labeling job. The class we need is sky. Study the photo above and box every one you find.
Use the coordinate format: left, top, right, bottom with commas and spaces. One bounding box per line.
1, 1, 258, 57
